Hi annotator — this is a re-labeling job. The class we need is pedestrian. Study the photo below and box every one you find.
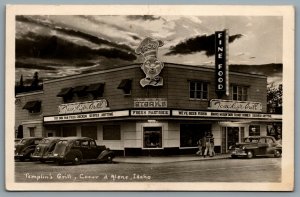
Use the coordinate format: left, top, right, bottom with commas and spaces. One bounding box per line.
196, 138, 203, 156
209, 134, 215, 157
203, 132, 211, 158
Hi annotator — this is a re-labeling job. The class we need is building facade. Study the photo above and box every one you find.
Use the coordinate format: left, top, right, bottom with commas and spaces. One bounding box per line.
15, 63, 282, 156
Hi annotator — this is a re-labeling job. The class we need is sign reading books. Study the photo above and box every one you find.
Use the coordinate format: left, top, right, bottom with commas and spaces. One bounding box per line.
209, 99, 263, 112
134, 98, 167, 108
215, 30, 229, 97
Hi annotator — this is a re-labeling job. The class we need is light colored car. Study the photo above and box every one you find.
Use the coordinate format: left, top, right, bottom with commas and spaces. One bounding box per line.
229, 136, 282, 159
31, 137, 61, 162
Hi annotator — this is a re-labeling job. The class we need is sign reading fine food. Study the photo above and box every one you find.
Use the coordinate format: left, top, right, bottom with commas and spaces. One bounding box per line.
58, 99, 109, 114
209, 99, 263, 112
134, 98, 167, 108
215, 30, 229, 96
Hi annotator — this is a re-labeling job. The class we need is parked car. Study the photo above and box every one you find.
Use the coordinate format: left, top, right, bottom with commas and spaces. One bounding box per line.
229, 136, 282, 159
31, 137, 61, 163
48, 137, 115, 165
15, 137, 44, 161
14, 138, 21, 145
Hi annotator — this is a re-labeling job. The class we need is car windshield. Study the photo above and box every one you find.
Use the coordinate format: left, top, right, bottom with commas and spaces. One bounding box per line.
244, 137, 259, 143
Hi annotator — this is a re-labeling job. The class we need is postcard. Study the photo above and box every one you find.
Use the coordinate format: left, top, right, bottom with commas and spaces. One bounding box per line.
5, 5, 294, 191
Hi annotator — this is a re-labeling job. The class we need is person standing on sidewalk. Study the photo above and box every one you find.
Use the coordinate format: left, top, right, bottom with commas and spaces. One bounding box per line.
203, 132, 210, 158
196, 138, 203, 156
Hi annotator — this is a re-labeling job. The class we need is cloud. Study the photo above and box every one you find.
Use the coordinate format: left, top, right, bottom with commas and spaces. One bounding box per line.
16, 15, 135, 53
127, 15, 161, 21
16, 33, 137, 61
165, 33, 243, 56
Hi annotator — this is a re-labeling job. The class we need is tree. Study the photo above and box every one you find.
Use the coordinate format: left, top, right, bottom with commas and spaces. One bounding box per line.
267, 84, 282, 114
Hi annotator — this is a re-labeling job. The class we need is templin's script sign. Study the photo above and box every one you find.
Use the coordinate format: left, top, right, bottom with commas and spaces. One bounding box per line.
209, 99, 263, 112
58, 99, 109, 114
134, 98, 167, 108
215, 30, 229, 97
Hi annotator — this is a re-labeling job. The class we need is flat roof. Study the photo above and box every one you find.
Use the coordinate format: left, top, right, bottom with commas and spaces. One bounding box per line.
43, 62, 267, 84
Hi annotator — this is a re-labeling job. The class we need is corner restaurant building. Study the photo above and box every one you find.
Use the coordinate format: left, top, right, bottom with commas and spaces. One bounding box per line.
15, 63, 282, 156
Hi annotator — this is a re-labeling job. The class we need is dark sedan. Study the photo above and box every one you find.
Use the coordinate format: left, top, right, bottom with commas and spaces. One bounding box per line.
48, 137, 115, 165
229, 136, 282, 159
15, 137, 43, 161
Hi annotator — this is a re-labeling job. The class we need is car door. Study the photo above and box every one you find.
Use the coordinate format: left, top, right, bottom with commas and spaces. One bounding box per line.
80, 140, 91, 160
257, 137, 268, 155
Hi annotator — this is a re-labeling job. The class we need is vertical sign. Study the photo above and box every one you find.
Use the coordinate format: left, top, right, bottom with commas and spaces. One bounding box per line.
215, 30, 229, 97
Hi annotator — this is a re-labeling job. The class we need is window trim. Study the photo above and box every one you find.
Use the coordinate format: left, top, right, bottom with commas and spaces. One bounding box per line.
231, 84, 249, 101
188, 80, 209, 100
142, 126, 163, 149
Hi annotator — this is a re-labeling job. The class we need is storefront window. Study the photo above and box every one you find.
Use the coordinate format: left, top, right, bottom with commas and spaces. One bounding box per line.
249, 125, 260, 136
29, 127, 35, 137
189, 81, 208, 100
143, 127, 162, 148
103, 125, 120, 140
180, 124, 211, 147
232, 85, 248, 101
62, 126, 76, 137
81, 126, 97, 140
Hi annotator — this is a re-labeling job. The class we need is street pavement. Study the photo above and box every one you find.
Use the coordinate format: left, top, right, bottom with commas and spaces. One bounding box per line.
14, 156, 281, 182
113, 153, 230, 163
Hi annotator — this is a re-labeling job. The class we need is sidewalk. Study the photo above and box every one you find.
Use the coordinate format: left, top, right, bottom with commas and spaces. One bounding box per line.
113, 153, 231, 164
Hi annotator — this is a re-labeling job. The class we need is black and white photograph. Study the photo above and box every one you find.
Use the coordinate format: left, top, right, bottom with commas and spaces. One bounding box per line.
5, 5, 294, 191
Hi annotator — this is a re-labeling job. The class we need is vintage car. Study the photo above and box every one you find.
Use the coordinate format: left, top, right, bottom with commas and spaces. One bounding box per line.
31, 137, 61, 162
15, 137, 44, 161
48, 137, 115, 165
229, 136, 282, 159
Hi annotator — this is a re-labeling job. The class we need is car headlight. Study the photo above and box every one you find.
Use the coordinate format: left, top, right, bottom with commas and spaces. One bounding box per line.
53, 153, 58, 156
242, 146, 246, 150
229, 146, 232, 150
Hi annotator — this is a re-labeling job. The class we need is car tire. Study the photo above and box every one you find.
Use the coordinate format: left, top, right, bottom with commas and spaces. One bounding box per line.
231, 155, 238, 159
246, 151, 254, 159
40, 159, 46, 163
274, 150, 282, 158
107, 156, 113, 163
19, 157, 25, 162
56, 160, 64, 166
69, 150, 82, 165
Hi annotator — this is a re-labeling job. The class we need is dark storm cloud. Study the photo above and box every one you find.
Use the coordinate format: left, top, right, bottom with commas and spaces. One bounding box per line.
16, 15, 135, 53
16, 33, 137, 61
16, 61, 57, 70
165, 33, 243, 56
127, 15, 161, 21
230, 63, 282, 77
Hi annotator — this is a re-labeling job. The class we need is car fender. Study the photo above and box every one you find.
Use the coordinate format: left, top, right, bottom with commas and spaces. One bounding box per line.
97, 149, 115, 160
22, 146, 36, 155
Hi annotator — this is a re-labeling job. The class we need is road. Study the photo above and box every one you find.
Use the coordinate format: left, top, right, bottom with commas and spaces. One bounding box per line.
15, 157, 281, 182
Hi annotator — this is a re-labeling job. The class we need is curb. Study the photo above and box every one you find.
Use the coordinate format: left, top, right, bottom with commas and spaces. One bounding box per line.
114, 155, 231, 164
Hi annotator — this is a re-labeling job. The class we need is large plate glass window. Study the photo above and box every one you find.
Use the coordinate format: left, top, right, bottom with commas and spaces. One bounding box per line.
103, 125, 121, 140
249, 125, 260, 136
143, 127, 162, 148
81, 125, 97, 140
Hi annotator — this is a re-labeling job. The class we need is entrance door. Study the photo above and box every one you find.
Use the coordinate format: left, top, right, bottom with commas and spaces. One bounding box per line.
227, 127, 239, 150
143, 127, 162, 148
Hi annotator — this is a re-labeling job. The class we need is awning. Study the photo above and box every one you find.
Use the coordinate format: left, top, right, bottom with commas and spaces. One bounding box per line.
72, 85, 87, 93
56, 87, 73, 97
23, 101, 41, 110
86, 83, 105, 93
118, 79, 132, 90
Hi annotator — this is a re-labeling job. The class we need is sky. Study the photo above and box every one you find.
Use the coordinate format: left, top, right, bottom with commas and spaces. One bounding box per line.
15, 15, 283, 86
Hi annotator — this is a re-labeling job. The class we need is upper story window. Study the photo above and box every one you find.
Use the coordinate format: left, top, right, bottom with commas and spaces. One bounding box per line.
189, 81, 208, 100
232, 85, 248, 101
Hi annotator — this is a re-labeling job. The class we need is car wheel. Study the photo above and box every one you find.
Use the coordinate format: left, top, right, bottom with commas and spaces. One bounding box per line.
274, 150, 281, 158
40, 159, 46, 163
231, 155, 237, 159
246, 151, 254, 159
69, 151, 82, 165
107, 156, 113, 163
